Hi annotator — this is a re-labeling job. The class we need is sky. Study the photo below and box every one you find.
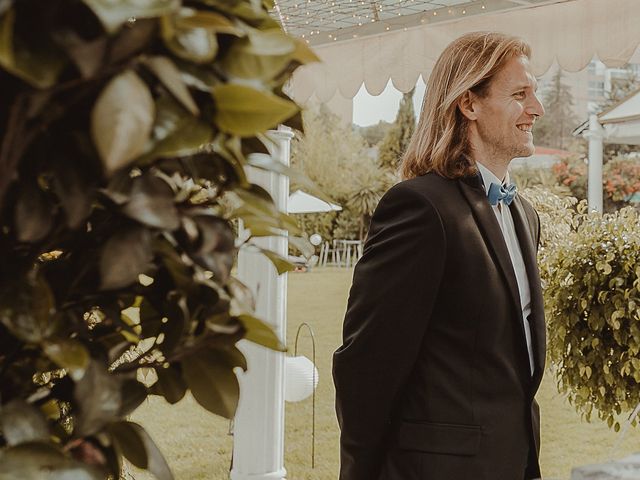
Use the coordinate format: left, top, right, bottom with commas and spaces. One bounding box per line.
352, 76, 426, 127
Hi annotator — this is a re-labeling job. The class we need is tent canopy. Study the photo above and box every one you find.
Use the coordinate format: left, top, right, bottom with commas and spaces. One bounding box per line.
288, 189, 342, 213
574, 88, 640, 145
282, 0, 640, 102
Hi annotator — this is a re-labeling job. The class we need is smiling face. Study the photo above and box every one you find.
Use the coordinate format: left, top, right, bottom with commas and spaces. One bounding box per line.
464, 55, 545, 172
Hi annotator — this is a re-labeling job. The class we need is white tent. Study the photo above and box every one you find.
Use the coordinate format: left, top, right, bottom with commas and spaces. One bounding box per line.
285, 0, 640, 104
573, 88, 640, 212
287, 189, 342, 214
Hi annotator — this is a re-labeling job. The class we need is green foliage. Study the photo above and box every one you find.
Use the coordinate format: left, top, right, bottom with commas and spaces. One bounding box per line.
355, 120, 392, 147
551, 154, 589, 200
0, 0, 313, 478
378, 88, 415, 172
538, 196, 640, 431
602, 155, 640, 203
290, 105, 388, 241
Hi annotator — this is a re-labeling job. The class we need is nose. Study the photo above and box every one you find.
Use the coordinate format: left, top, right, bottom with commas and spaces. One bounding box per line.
528, 91, 545, 118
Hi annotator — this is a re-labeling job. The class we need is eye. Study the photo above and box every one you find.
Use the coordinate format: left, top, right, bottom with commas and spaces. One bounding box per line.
513, 91, 526, 99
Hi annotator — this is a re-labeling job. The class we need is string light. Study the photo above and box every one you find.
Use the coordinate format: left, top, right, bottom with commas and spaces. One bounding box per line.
277, 0, 492, 45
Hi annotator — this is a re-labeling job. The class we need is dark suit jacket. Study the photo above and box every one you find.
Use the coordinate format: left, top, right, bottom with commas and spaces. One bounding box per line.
333, 172, 546, 480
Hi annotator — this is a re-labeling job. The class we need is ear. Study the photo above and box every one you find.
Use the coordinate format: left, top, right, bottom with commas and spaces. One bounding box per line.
457, 90, 478, 121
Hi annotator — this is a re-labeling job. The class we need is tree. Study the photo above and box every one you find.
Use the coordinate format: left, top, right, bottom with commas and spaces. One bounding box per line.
533, 69, 577, 149
0, 1, 314, 478
348, 163, 387, 241
355, 120, 392, 147
290, 106, 388, 241
378, 87, 416, 172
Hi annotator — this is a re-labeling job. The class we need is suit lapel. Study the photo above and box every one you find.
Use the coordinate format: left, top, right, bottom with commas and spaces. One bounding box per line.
509, 196, 547, 390
458, 177, 523, 318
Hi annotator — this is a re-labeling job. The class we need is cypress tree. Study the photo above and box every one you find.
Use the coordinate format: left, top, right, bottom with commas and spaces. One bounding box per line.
378, 87, 416, 172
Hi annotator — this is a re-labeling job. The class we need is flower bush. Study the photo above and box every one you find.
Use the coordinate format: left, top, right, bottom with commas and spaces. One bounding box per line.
551, 154, 588, 200
603, 155, 640, 203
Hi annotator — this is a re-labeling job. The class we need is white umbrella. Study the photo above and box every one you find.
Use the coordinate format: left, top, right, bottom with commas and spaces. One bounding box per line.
287, 189, 342, 214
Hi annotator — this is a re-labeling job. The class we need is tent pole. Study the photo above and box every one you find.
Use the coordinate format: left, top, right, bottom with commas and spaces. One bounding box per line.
231, 126, 294, 480
585, 114, 604, 213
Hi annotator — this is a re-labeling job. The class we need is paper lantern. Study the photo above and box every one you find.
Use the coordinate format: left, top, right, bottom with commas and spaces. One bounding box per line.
285, 355, 319, 403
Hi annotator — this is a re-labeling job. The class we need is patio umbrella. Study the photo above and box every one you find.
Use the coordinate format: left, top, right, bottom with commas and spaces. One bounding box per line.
287, 189, 342, 214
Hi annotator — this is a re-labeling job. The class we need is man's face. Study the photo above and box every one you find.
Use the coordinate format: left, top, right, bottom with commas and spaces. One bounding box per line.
472, 55, 544, 162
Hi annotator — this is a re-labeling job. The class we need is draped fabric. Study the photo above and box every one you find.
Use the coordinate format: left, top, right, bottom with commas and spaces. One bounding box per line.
287, 0, 640, 103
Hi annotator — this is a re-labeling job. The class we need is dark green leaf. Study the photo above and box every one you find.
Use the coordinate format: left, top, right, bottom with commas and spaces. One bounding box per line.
139, 298, 163, 338
109, 421, 173, 480
83, 0, 179, 33
100, 226, 153, 290
0, 400, 49, 446
0, 442, 104, 480
52, 161, 94, 230
256, 246, 295, 275
220, 46, 290, 81
177, 10, 242, 35
137, 95, 212, 166
288, 236, 314, 258
14, 182, 52, 243
142, 55, 198, 115
191, 216, 235, 281
212, 84, 298, 137
150, 365, 187, 404
291, 38, 320, 64
0, 274, 57, 343
52, 30, 107, 79
182, 349, 241, 418
237, 314, 285, 351
119, 378, 147, 417
108, 18, 156, 64
74, 361, 122, 436
226, 277, 255, 313
246, 152, 332, 203
152, 237, 193, 290
158, 293, 188, 356
43, 338, 89, 381
91, 70, 154, 176
122, 174, 180, 230
160, 15, 218, 63
241, 28, 295, 56
0, 9, 67, 88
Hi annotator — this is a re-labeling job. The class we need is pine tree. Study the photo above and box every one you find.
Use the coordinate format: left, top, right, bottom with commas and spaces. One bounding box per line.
378, 87, 416, 172
533, 69, 576, 149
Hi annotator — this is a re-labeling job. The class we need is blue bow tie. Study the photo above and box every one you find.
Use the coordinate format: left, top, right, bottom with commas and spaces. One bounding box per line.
487, 182, 517, 206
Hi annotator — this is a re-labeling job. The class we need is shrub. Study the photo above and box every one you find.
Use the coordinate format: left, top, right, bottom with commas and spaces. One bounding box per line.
0, 0, 313, 478
542, 206, 640, 431
603, 155, 640, 203
551, 154, 588, 200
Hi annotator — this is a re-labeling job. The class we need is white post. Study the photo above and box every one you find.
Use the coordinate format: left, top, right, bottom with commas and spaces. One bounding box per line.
231, 126, 293, 480
585, 114, 605, 213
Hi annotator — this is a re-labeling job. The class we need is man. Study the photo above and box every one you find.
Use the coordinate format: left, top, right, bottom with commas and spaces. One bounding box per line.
333, 32, 546, 480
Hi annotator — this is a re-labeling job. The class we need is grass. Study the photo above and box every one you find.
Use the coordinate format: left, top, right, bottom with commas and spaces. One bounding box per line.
131, 267, 640, 480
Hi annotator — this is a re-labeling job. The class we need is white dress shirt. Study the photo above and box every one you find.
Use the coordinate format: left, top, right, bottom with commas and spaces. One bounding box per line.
476, 162, 535, 375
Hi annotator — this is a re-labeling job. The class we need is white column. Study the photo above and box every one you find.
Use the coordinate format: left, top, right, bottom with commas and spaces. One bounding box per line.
231, 126, 294, 480
584, 114, 605, 213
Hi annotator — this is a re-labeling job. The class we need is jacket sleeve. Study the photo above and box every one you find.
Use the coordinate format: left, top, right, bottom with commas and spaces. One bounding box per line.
332, 182, 447, 480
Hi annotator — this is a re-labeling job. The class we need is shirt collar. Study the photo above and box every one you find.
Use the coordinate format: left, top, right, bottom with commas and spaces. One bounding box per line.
475, 161, 510, 195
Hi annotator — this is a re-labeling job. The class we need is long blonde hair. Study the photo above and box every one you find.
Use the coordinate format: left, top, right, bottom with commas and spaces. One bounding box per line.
401, 32, 531, 180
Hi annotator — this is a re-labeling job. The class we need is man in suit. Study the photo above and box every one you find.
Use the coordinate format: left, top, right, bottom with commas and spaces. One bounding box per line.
333, 32, 546, 480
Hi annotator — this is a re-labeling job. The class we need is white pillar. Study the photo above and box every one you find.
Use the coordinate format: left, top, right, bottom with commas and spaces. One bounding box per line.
231, 126, 294, 480
584, 114, 605, 213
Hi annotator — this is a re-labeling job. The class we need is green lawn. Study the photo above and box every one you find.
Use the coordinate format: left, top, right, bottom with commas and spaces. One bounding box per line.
131, 268, 640, 479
